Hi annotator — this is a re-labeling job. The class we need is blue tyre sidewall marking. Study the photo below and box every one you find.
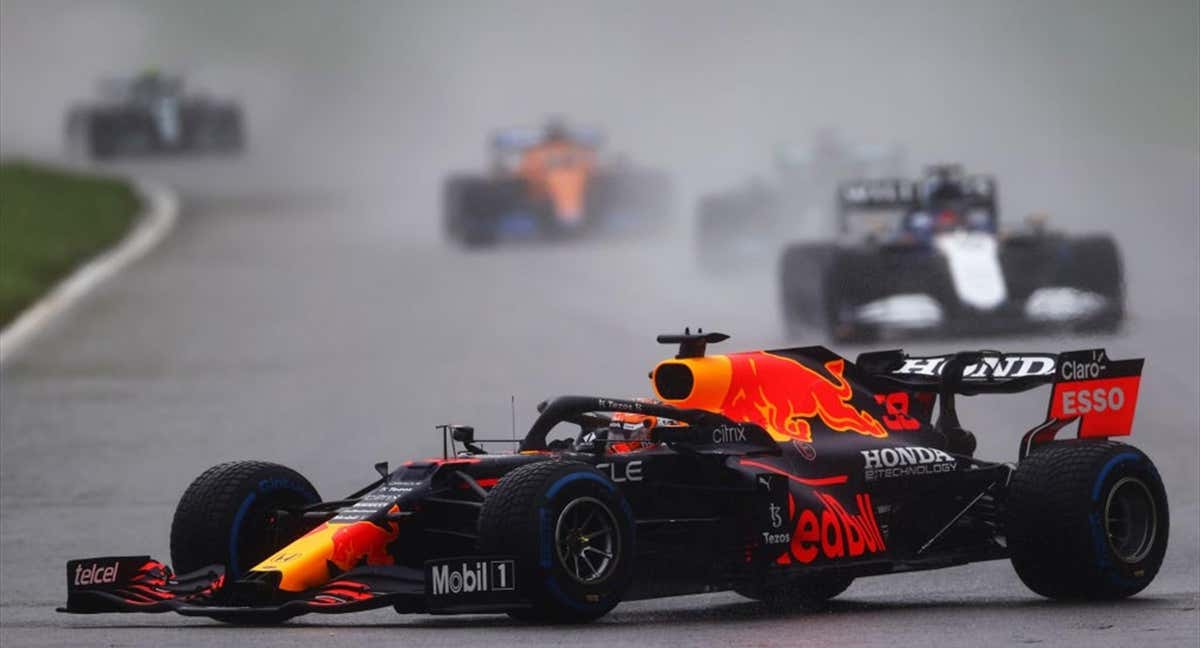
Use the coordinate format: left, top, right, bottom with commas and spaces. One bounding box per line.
228, 492, 258, 579
538, 471, 626, 610
1088, 452, 1143, 583
545, 471, 615, 499
228, 480, 318, 579
1091, 453, 1139, 502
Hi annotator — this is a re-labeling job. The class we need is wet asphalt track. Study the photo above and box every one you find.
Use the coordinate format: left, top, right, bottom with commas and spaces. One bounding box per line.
1, 183, 1197, 647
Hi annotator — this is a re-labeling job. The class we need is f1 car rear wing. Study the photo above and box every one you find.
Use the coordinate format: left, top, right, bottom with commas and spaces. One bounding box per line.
836, 174, 996, 235
858, 349, 1145, 456
838, 174, 996, 211
837, 178, 918, 211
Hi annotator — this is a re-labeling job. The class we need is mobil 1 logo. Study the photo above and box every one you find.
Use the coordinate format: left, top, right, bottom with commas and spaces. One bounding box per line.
425, 556, 519, 611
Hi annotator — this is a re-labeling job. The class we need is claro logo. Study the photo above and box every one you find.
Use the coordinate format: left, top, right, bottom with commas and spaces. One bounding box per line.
1060, 350, 1108, 380
74, 562, 120, 586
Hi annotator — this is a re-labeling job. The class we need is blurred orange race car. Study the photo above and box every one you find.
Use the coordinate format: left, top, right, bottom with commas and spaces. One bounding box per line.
443, 120, 672, 246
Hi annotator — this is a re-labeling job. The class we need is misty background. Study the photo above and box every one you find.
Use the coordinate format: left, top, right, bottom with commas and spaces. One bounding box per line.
2, 0, 1197, 242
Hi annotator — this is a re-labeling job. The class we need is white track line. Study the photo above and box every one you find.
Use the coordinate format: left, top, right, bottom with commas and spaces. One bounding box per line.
0, 179, 179, 367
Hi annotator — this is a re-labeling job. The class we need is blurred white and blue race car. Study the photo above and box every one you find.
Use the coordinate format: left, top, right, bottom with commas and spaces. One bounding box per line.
780, 165, 1125, 342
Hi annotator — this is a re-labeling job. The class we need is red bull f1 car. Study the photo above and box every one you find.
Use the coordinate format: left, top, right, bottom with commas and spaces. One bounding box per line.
61, 331, 1166, 624
780, 165, 1125, 342
442, 120, 672, 246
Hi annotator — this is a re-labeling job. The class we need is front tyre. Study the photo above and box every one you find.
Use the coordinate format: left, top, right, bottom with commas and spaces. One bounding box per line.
169, 461, 321, 580
1006, 441, 1168, 600
478, 461, 635, 623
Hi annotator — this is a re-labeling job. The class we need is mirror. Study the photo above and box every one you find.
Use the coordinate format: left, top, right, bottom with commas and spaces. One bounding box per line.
451, 425, 475, 443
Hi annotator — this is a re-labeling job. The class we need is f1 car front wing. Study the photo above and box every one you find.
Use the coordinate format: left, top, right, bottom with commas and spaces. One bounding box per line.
59, 555, 525, 621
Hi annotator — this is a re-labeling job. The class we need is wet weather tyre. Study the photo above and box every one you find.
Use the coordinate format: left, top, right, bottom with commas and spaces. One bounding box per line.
169, 461, 321, 581
443, 176, 499, 247
86, 118, 116, 160
477, 461, 635, 623
1063, 235, 1125, 332
779, 243, 834, 338
1006, 440, 1168, 600
823, 249, 884, 344
737, 575, 854, 610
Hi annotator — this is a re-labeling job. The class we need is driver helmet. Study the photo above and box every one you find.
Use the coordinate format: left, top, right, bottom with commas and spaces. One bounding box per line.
607, 400, 682, 453
919, 167, 965, 208
918, 167, 968, 231
544, 117, 569, 142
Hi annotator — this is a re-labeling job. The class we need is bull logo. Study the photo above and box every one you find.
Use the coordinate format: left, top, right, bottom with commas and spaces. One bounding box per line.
720, 353, 887, 443
329, 519, 400, 571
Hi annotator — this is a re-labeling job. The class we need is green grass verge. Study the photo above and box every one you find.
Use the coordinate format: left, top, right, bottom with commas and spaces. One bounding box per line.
0, 162, 141, 328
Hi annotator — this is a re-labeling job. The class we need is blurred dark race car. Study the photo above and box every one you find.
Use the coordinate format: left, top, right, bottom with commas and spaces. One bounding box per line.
780, 165, 1125, 342
65, 71, 245, 160
443, 120, 672, 246
60, 331, 1166, 624
696, 131, 905, 271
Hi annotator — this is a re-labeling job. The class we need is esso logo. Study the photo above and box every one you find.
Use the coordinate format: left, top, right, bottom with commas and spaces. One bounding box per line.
1060, 386, 1125, 416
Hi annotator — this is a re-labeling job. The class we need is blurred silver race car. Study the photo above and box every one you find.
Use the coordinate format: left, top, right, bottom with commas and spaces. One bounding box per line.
696, 131, 905, 271
65, 71, 244, 160
443, 120, 672, 247
780, 165, 1124, 342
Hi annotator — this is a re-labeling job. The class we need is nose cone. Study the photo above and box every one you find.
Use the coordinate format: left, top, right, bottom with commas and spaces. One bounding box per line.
249, 519, 399, 593
546, 171, 588, 223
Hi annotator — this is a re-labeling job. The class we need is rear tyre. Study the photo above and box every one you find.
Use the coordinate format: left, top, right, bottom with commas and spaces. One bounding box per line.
779, 243, 835, 339
443, 176, 492, 247
214, 106, 245, 152
86, 116, 117, 160
1006, 441, 1168, 600
169, 461, 321, 580
823, 249, 882, 344
190, 106, 245, 153
588, 169, 673, 235
1062, 235, 1125, 332
737, 575, 853, 610
478, 461, 635, 624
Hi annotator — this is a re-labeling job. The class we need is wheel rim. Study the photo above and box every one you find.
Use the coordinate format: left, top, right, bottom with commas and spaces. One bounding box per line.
1104, 476, 1157, 564
554, 496, 619, 584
